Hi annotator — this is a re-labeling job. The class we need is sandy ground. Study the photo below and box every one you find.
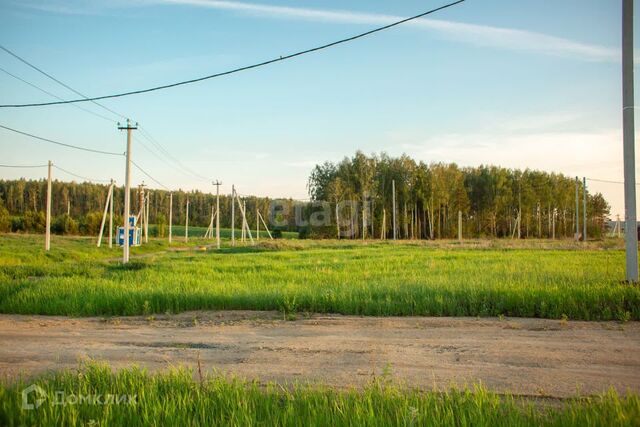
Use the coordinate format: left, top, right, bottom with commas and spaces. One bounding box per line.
0, 311, 638, 398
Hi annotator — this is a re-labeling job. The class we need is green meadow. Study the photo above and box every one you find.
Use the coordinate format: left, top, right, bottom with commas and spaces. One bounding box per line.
0, 233, 638, 320
1, 363, 638, 427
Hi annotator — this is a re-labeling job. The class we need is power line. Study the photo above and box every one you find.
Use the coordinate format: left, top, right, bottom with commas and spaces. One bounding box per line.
131, 160, 170, 190
0, 0, 465, 108
0, 66, 116, 123
587, 177, 640, 186
0, 124, 124, 156
0, 163, 48, 168
137, 126, 210, 181
0, 44, 128, 119
53, 164, 112, 183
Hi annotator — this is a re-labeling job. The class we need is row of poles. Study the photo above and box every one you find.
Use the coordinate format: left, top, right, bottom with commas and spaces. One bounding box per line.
37, 0, 640, 280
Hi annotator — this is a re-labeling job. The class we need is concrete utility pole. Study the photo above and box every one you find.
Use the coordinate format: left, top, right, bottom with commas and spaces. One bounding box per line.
623, 0, 638, 282
458, 210, 462, 242
575, 176, 580, 242
231, 185, 235, 246
583, 177, 587, 242
213, 181, 221, 249
109, 179, 114, 248
185, 198, 189, 243
392, 179, 397, 240
145, 191, 150, 243
118, 119, 137, 264
168, 193, 173, 244
45, 160, 52, 251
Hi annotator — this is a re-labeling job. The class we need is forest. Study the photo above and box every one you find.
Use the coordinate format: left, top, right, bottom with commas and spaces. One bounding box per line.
306, 152, 611, 239
0, 151, 610, 239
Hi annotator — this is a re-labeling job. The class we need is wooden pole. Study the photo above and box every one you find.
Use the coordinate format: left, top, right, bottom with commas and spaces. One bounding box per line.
45, 160, 52, 251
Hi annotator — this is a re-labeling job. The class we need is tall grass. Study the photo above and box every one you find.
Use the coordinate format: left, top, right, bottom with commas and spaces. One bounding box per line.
0, 235, 638, 320
1, 363, 638, 427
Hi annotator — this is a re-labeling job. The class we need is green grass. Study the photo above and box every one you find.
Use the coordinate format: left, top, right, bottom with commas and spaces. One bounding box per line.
1, 363, 638, 427
151, 224, 299, 239
0, 234, 639, 320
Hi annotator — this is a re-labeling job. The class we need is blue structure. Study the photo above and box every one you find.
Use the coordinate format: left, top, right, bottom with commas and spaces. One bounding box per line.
117, 215, 142, 247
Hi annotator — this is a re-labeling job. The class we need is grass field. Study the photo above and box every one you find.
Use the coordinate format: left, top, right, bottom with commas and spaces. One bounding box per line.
0, 233, 638, 320
1, 363, 638, 427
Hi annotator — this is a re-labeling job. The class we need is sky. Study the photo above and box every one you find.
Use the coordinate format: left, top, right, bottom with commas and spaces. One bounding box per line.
0, 0, 635, 217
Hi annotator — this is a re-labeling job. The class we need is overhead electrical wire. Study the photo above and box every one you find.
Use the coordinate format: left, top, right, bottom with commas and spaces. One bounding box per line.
0, 66, 116, 123
0, 124, 124, 156
131, 160, 170, 190
0, 44, 128, 119
53, 164, 112, 183
137, 126, 210, 181
587, 177, 640, 186
0, 163, 48, 168
0, 0, 465, 108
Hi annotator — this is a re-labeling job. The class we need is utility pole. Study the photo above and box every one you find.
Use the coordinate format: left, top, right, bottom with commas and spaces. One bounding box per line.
118, 119, 137, 264
45, 160, 52, 251
458, 210, 462, 242
392, 179, 397, 241
109, 179, 114, 248
213, 181, 221, 249
145, 191, 150, 243
623, 0, 638, 281
231, 185, 235, 246
168, 192, 173, 244
517, 180, 522, 239
185, 198, 189, 243
575, 176, 580, 242
583, 177, 587, 242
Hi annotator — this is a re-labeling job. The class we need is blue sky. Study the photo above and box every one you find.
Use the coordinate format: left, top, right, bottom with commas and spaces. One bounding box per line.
0, 0, 634, 216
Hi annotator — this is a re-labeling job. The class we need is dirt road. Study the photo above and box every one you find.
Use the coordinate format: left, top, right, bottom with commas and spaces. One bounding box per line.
0, 311, 638, 398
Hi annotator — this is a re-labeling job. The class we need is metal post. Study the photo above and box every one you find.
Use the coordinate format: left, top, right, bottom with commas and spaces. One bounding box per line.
623, 0, 638, 281
392, 179, 397, 240
119, 120, 136, 264
168, 192, 173, 244
45, 160, 52, 251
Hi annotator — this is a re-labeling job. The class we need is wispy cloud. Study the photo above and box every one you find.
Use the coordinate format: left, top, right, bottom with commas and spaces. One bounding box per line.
156, 0, 618, 62
15, 0, 619, 61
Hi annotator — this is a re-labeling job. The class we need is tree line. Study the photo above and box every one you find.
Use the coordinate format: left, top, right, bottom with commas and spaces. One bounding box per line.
307, 152, 611, 239
0, 179, 290, 237
0, 152, 611, 240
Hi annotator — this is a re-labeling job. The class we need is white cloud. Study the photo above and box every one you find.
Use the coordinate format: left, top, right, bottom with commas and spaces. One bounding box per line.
157, 0, 618, 62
